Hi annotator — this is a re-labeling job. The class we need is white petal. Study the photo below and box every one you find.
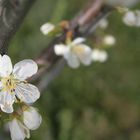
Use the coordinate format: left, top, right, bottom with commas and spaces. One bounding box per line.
76, 45, 92, 65
98, 19, 108, 29
64, 52, 80, 68
103, 35, 116, 46
0, 92, 14, 113
15, 83, 40, 104
91, 49, 108, 62
0, 81, 3, 90
135, 10, 140, 26
40, 23, 55, 35
123, 11, 136, 26
91, 49, 100, 61
23, 107, 42, 130
98, 51, 108, 62
54, 44, 68, 55
72, 37, 85, 45
13, 59, 38, 80
9, 119, 30, 140
0, 55, 13, 77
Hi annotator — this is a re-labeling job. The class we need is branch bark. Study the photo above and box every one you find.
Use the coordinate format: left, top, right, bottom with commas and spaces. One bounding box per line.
0, 0, 35, 53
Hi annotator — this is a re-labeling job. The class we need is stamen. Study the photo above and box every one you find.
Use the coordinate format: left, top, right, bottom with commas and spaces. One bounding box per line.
1, 76, 17, 94
72, 46, 85, 55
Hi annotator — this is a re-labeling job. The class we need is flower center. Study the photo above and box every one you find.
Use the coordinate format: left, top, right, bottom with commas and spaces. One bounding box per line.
1, 76, 17, 94
72, 46, 85, 55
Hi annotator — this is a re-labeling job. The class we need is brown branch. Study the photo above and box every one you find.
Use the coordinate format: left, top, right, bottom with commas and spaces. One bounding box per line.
71, 0, 103, 26
37, 59, 66, 92
0, 0, 36, 53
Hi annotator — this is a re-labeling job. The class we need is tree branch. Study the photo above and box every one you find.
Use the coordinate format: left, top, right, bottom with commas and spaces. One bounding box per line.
0, 0, 36, 53
38, 59, 66, 92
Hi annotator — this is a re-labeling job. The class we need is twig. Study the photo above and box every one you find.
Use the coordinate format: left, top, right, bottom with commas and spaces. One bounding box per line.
38, 59, 66, 92
71, 0, 103, 26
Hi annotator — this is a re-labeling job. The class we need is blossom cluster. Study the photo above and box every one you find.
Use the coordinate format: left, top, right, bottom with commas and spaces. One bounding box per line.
0, 55, 42, 140
39, 8, 140, 69
54, 37, 112, 67
40, 22, 116, 68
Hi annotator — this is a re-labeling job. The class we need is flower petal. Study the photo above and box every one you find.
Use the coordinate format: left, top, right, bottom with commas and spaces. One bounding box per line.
13, 59, 38, 80
9, 119, 30, 140
54, 44, 68, 55
0, 55, 13, 77
91, 49, 108, 62
0, 81, 3, 90
15, 83, 40, 104
64, 51, 80, 68
23, 107, 42, 130
123, 11, 136, 26
40, 23, 55, 35
0, 92, 14, 113
76, 45, 92, 65
135, 10, 140, 26
71, 37, 85, 45
103, 35, 116, 46
98, 19, 108, 29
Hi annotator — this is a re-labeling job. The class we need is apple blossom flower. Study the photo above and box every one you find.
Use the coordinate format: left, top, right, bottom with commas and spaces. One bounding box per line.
9, 118, 30, 140
123, 10, 140, 27
91, 49, 108, 62
103, 35, 116, 46
0, 55, 40, 113
40, 23, 55, 35
23, 106, 42, 130
54, 37, 92, 68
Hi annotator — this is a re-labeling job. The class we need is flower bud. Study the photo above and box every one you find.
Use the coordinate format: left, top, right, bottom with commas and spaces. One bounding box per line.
103, 35, 116, 46
23, 106, 42, 130
40, 23, 55, 35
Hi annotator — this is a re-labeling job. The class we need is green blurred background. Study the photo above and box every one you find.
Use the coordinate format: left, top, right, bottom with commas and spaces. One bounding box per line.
4, 0, 140, 140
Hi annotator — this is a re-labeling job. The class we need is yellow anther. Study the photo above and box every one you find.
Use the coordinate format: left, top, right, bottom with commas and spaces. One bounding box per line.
72, 46, 85, 55
1, 76, 17, 94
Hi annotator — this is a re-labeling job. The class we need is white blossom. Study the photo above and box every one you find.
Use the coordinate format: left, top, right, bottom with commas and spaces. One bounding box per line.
103, 35, 116, 46
9, 118, 30, 140
98, 19, 108, 29
23, 106, 42, 130
123, 11, 136, 26
54, 37, 92, 68
123, 10, 140, 27
40, 23, 55, 35
91, 49, 108, 62
0, 55, 40, 113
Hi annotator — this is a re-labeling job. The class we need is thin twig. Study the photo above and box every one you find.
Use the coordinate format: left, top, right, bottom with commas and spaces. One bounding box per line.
38, 59, 66, 92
